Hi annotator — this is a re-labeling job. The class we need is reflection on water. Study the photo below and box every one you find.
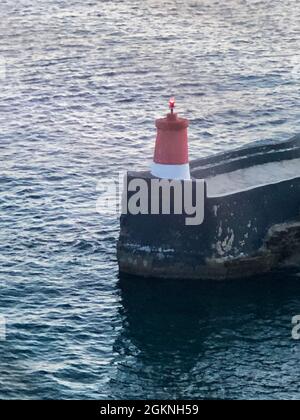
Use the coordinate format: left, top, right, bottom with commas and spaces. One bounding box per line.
112, 273, 300, 399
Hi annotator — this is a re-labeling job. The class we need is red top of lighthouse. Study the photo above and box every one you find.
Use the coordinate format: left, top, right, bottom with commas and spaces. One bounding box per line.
156, 98, 189, 131
153, 99, 189, 165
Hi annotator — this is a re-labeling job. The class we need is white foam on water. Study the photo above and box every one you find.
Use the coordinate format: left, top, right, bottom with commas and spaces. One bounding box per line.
206, 158, 300, 197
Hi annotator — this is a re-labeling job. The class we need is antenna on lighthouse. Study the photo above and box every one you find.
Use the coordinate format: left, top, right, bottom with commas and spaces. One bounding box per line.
169, 97, 175, 114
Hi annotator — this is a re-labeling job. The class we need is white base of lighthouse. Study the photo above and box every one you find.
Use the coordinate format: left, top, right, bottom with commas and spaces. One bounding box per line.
151, 162, 191, 180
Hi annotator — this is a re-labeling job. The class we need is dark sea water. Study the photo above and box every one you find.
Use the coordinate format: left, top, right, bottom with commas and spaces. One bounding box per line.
0, 0, 300, 400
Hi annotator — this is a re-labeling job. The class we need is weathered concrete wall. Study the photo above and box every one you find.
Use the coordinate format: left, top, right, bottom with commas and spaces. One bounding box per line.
118, 135, 300, 280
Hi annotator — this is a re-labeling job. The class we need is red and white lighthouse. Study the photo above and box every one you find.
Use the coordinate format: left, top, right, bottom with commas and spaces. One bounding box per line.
151, 98, 191, 180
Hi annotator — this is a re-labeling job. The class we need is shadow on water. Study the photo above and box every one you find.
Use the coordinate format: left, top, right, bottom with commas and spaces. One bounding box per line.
111, 271, 300, 399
